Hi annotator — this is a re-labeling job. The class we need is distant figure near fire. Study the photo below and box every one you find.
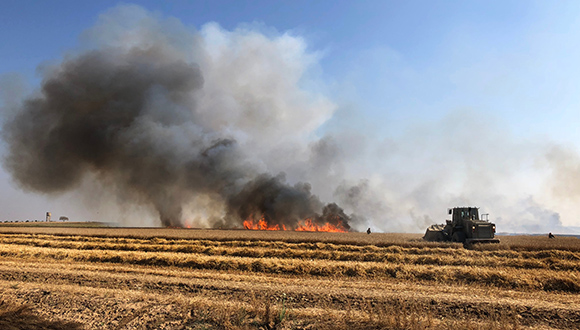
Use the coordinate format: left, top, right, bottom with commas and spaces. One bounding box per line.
548, 232, 555, 239
367, 228, 371, 234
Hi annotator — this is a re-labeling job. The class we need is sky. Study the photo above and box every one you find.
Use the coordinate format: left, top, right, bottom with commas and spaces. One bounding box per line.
1, 1, 580, 233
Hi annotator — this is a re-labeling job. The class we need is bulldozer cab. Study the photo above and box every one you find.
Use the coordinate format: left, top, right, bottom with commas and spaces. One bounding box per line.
449, 207, 479, 225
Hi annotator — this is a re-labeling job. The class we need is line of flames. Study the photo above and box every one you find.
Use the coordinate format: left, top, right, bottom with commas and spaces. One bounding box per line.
243, 216, 347, 232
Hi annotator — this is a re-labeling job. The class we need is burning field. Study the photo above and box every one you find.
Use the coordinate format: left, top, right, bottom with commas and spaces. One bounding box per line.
0, 226, 579, 329
0, 5, 367, 232
2, 5, 580, 328
242, 203, 350, 232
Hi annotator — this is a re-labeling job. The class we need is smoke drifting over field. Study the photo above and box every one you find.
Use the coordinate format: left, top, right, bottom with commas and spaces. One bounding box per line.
1, 5, 578, 233
0, 5, 351, 228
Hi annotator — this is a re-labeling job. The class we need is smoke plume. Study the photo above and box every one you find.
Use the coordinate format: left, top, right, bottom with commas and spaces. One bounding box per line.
0, 5, 349, 228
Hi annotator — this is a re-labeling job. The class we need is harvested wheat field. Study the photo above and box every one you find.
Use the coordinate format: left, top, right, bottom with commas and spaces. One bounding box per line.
0, 226, 578, 329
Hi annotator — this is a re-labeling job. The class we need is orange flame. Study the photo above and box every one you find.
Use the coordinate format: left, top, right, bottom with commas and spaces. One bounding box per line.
243, 216, 287, 231
243, 216, 347, 232
295, 218, 347, 232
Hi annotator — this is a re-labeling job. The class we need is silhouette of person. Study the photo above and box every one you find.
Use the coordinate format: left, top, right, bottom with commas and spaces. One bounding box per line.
548, 232, 555, 239
367, 228, 371, 235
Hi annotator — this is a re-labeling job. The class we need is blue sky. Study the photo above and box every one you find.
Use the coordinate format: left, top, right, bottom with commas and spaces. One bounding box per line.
1, 1, 580, 232
2, 1, 579, 138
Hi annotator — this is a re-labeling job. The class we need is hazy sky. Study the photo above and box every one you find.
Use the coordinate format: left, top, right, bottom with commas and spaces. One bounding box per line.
1, 1, 580, 233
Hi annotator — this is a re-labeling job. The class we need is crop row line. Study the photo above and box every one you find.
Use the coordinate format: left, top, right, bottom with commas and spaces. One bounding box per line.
0, 244, 578, 293
1, 236, 580, 272
2, 233, 579, 261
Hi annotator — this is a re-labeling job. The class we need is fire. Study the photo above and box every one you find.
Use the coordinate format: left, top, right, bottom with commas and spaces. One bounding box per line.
243, 216, 287, 231
295, 218, 347, 232
243, 216, 347, 232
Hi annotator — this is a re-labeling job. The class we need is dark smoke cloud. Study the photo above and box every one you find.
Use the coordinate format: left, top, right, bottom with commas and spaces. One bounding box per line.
4, 49, 202, 193
0, 9, 351, 229
224, 173, 350, 230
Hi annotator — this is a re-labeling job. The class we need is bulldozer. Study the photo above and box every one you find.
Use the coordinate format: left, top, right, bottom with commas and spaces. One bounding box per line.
423, 207, 499, 244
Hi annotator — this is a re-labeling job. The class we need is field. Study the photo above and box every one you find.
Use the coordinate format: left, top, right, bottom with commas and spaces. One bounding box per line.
0, 226, 579, 329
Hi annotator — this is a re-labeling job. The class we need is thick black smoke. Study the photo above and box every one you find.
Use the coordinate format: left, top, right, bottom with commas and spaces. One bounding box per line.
1, 44, 351, 228
224, 173, 350, 230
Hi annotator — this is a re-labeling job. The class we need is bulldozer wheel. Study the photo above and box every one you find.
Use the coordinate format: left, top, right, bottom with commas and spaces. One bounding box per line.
452, 232, 466, 243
